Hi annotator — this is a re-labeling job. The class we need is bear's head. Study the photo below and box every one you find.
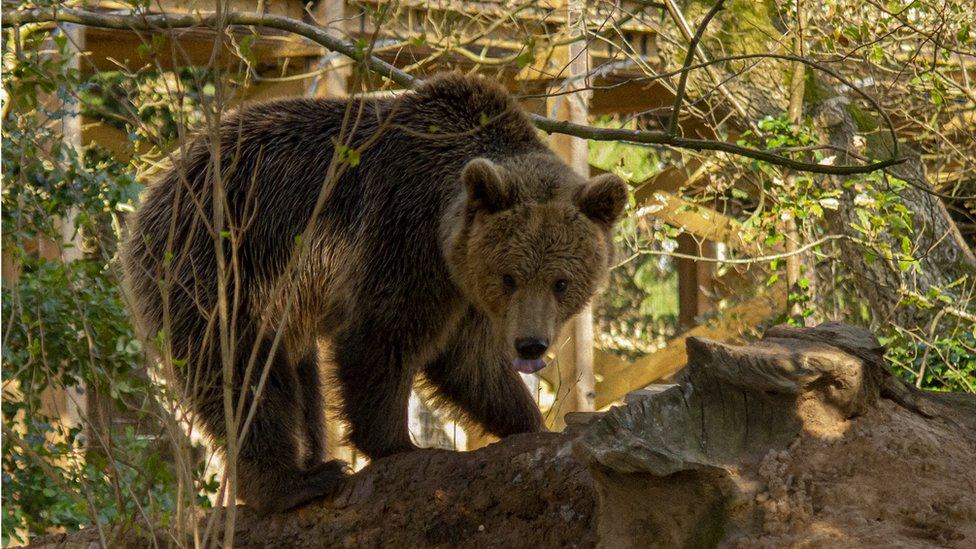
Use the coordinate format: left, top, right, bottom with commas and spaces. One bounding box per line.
448, 153, 628, 374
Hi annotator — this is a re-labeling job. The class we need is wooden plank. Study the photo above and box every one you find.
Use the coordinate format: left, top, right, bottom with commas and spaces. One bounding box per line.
588, 79, 717, 141
540, 341, 629, 392
677, 233, 700, 330
635, 189, 762, 256
695, 240, 716, 315
587, 349, 631, 393
544, 323, 580, 430
238, 71, 309, 101
80, 119, 153, 161
353, 0, 662, 32
632, 159, 707, 195
589, 78, 674, 117
594, 286, 784, 409
159, 0, 306, 19
81, 26, 322, 73
307, 0, 352, 99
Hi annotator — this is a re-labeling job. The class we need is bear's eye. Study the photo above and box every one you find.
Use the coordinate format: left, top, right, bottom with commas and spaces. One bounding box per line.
502, 274, 517, 292
553, 279, 569, 296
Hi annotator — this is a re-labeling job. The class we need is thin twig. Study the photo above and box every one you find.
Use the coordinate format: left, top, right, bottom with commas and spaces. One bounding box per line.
667, 0, 725, 137
615, 234, 851, 267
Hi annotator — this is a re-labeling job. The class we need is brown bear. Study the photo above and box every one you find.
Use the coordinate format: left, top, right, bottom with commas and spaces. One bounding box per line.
121, 72, 627, 515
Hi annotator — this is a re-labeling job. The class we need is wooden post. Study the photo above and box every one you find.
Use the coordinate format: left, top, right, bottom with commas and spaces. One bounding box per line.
785, 0, 806, 322
547, 0, 594, 428
677, 234, 715, 330
32, 24, 89, 433
307, 0, 351, 99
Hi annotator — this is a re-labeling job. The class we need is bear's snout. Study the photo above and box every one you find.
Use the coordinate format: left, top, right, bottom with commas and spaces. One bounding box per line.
514, 337, 549, 360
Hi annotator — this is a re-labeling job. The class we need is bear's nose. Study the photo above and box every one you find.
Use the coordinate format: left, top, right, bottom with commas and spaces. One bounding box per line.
515, 337, 549, 360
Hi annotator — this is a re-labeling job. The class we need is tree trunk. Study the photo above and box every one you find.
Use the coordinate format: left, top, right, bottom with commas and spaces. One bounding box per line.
813, 95, 976, 332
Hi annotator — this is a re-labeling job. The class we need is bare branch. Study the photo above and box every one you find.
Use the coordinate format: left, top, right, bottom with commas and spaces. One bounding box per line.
667, 0, 725, 137
2, 6, 904, 175
2, 7, 419, 87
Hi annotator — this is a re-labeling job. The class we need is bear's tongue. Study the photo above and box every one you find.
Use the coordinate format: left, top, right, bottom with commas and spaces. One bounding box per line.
512, 358, 547, 374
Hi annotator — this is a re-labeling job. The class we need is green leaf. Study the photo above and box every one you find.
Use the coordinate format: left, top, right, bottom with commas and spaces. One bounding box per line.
869, 44, 885, 64
515, 49, 535, 68
238, 35, 257, 65
819, 197, 839, 210
900, 236, 912, 255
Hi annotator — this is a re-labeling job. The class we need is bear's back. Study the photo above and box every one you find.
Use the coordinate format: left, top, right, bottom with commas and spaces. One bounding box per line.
122, 73, 548, 335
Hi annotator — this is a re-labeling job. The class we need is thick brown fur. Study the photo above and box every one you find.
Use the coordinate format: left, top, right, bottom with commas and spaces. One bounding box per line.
121, 73, 627, 515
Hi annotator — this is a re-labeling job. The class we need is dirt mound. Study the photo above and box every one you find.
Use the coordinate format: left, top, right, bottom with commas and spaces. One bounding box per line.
27, 323, 976, 548
738, 397, 976, 547
230, 431, 597, 548
28, 431, 598, 549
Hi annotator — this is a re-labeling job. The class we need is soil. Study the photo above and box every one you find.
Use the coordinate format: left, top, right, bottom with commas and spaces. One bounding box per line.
727, 398, 976, 548
229, 431, 598, 548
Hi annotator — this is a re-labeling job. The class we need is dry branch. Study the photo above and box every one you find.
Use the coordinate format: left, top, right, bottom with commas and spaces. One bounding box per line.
2, 6, 905, 175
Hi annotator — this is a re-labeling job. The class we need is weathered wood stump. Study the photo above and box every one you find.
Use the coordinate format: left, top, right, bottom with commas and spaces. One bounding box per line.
27, 323, 976, 548
576, 322, 976, 547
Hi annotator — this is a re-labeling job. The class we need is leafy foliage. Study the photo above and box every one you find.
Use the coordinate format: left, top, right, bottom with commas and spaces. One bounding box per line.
1, 28, 216, 545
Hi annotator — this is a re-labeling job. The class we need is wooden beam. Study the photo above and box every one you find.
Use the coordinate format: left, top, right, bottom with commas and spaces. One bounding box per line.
627, 155, 774, 259
80, 119, 156, 161
159, 0, 305, 18
80, 26, 322, 73
676, 234, 715, 329
594, 286, 784, 409
237, 70, 309, 101
590, 348, 631, 383
544, 326, 578, 430
297, 2, 357, 461
636, 189, 761, 255
632, 159, 708, 194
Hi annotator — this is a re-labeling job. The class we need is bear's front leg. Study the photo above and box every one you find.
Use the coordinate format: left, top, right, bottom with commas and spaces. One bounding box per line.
333, 329, 419, 459
424, 308, 545, 437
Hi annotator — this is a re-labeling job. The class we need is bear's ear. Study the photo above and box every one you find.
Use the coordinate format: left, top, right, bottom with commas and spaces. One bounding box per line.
575, 173, 628, 227
462, 158, 512, 213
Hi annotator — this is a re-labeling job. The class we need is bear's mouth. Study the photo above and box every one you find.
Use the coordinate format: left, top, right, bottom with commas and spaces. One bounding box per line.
512, 358, 547, 374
